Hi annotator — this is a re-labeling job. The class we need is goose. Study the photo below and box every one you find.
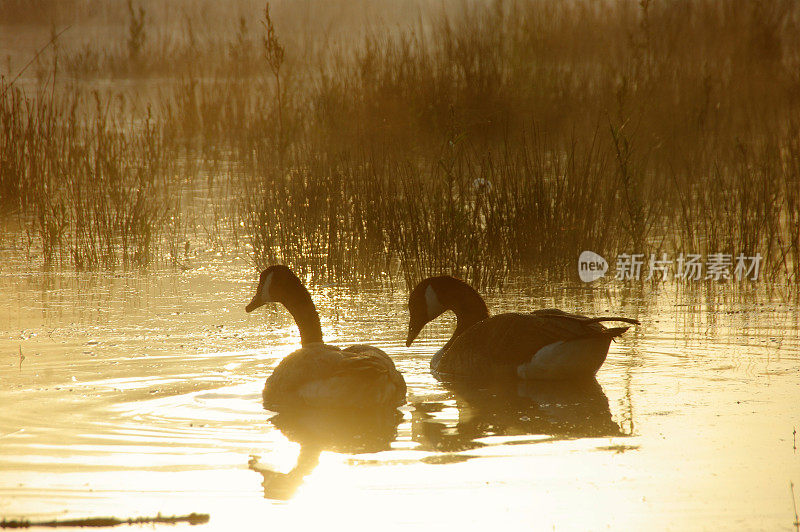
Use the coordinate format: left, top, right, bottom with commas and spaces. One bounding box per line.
246, 265, 407, 411
405, 276, 639, 380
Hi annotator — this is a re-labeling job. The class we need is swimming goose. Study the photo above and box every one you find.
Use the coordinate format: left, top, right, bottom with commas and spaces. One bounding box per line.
406, 276, 639, 380
246, 265, 407, 411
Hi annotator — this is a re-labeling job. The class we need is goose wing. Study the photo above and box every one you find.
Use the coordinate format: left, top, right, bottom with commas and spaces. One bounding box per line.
263, 344, 407, 410
436, 311, 636, 376
339, 345, 407, 407
262, 345, 345, 410
343, 344, 400, 372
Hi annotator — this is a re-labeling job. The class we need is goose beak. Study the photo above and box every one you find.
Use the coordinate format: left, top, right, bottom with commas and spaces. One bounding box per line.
246, 294, 264, 313
405, 324, 422, 347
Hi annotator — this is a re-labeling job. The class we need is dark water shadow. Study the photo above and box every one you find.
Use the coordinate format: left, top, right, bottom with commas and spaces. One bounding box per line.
411, 377, 623, 453
249, 408, 402, 500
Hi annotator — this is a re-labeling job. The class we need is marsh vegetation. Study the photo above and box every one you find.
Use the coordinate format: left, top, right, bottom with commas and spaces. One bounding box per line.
2, 0, 799, 288
3, 5, 799, 528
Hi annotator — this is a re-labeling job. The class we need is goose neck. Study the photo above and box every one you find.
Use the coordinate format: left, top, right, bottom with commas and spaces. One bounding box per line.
282, 290, 324, 346
450, 294, 490, 339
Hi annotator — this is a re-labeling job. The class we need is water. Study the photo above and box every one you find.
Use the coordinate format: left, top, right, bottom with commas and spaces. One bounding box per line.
1, 253, 799, 530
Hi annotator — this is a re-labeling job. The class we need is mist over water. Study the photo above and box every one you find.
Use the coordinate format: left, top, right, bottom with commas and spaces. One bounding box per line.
2, 0, 800, 529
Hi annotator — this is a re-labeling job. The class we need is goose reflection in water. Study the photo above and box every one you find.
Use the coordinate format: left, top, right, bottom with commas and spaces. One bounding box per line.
249, 408, 402, 500
411, 378, 623, 453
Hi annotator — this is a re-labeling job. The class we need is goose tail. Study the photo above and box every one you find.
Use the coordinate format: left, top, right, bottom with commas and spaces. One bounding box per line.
584, 316, 640, 326
602, 326, 631, 339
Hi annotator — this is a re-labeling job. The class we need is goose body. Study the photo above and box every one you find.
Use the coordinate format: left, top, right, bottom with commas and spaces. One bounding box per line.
407, 277, 638, 380
246, 266, 406, 412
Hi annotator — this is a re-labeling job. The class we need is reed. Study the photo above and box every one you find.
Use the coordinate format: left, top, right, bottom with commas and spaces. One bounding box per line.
2, 0, 799, 289
0, 80, 178, 269
228, 0, 800, 288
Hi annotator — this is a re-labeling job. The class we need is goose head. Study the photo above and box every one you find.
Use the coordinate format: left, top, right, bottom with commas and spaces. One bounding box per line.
406, 277, 450, 347
246, 265, 304, 313
246, 265, 324, 346
407, 275, 490, 347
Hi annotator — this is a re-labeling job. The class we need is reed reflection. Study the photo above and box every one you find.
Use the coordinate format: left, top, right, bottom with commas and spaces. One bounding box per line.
412, 378, 622, 453
249, 408, 402, 500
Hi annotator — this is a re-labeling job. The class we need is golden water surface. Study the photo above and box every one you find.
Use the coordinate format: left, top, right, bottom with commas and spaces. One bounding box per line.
1, 253, 799, 530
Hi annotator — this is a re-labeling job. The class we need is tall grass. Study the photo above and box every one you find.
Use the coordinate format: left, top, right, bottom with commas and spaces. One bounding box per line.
222, 0, 800, 288
0, 81, 179, 268
241, 127, 649, 289
2, 0, 799, 288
